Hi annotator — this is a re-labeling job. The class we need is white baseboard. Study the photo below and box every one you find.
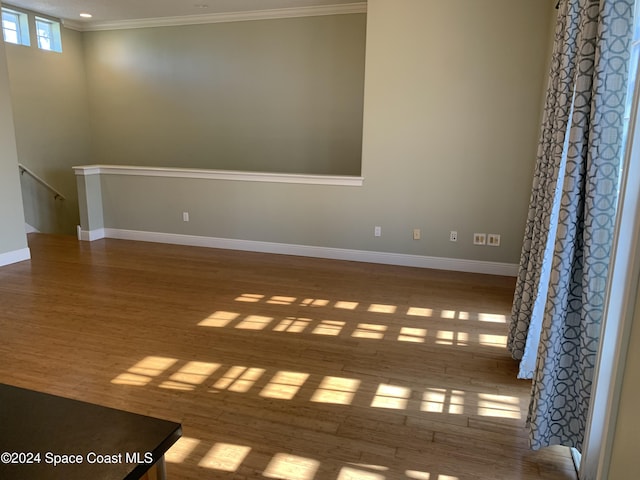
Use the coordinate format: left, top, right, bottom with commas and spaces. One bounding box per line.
78, 227, 518, 276
77, 226, 106, 241
0, 247, 31, 267
25, 223, 40, 234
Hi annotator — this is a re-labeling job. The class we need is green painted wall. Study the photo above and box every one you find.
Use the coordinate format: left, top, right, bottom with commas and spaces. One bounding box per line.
0, 5, 28, 257
88, 0, 553, 265
5, 16, 91, 235
82, 14, 366, 175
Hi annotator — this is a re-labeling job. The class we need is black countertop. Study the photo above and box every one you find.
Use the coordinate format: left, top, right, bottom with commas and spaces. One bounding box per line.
0, 384, 181, 480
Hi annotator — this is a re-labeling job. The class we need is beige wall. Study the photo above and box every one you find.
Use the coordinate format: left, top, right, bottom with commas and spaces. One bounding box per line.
358, 0, 553, 261
5, 0, 554, 264
607, 274, 640, 479
0, 6, 29, 257
5, 19, 91, 234
78, 0, 553, 265
82, 14, 366, 176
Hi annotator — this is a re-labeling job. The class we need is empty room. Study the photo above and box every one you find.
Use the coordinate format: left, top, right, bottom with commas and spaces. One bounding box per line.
1, 0, 639, 479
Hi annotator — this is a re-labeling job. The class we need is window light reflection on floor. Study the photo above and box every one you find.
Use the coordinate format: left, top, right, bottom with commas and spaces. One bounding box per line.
398, 327, 427, 343
421, 388, 465, 414
371, 384, 411, 409
235, 293, 264, 302
211, 366, 265, 393
405, 470, 430, 479
274, 317, 312, 333
435, 330, 469, 346
477, 393, 522, 419
267, 296, 297, 305
263, 453, 320, 480
300, 298, 330, 307
260, 371, 310, 400
407, 307, 433, 317
478, 313, 507, 323
198, 443, 251, 471
161, 361, 221, 391
334, 301, 359, 310
312, 320, 345, 336
368, 303, 397, 314
478, 334, 508, 348
235, 315, 274, 330
198, 311, 240, 328
352, 323, 387, 339
111, 356, 178, 386
441, 310, 456, 319
311, 376, 361, 405
165, 436, 200, 464
338, 466, 386, 480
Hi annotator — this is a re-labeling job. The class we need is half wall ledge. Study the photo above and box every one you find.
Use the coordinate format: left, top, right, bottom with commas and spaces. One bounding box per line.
72, 165, 364, 187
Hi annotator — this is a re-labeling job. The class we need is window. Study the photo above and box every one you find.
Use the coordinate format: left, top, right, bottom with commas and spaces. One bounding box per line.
35, 16, 61, 52
1, 7, 30, 46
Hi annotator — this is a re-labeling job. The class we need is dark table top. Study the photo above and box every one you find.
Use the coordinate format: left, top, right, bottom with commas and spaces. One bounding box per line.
0, 384, 182, 480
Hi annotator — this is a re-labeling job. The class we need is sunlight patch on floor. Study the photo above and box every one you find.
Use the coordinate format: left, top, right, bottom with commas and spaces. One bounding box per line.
421, 388, 465, 414
162, 361, 221, 390
407, 307, 433, 317
352, 323, 387, 339
338, 466, 386, 479
312, 320, 345, 336
198, 443, 251, 471
165, 436, 200, 464
478, 334, 508, 348
311, 376, 361, 405
263, 453, 320, 480
260, 371, 310, 400
478, 313, 507, 323
211, 366, 265, 393
236, 315, 274, 330
371, 384, 411, 410
301, 298, 330, 307
198, 311, 240, 328
477, 393, 522, 419
274, 317, 312, 333
368, 304, 397, 314
235, 293, 264, 302
112, 356, 177, 386
398, 327, 427, 343
335, 301, 359, 310
435, 330, 468, 346
267, 296, 297, 305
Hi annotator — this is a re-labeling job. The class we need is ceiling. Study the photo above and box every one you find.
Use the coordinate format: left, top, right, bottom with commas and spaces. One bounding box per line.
5, 0, 364, 26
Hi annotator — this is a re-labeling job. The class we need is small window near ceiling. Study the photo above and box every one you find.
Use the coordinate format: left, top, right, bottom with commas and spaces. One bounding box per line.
1, 7, 30, 46
35, 16, 62, 52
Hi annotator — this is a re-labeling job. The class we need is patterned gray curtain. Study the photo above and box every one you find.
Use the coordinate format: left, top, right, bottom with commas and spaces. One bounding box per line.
509, 0, 634, 451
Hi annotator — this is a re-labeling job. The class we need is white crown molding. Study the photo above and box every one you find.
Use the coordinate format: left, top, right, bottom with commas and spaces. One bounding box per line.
72, 165, 364, 187
65, 3, 367, 32
0, 247, 31, 267
78, 227, 518, 277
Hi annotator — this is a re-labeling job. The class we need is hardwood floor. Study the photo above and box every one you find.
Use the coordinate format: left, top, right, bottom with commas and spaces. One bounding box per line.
0, 234, 577, 480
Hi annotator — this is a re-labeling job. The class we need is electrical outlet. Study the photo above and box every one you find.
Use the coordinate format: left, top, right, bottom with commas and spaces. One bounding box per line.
413, 228, 421, 240
450, 231, 458, 242
473, 233, 486, 245
487, 233, 501, 247
183, 212, 189, 222
374, 226, 382, 237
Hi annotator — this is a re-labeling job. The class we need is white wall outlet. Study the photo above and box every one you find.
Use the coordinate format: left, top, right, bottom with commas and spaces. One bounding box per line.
450, 231, 458, 242
473, 233, 486, 245
183, 212, 189, 222
488, 233, 501, 246
413, 228, 421, 240
374, 226, 382, 237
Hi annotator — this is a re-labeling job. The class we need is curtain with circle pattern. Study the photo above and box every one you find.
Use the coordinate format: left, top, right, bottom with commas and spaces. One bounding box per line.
509, 0, 634, 450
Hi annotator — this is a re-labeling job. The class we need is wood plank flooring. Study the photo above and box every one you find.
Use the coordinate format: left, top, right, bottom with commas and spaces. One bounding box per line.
0, 234, 578, 480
